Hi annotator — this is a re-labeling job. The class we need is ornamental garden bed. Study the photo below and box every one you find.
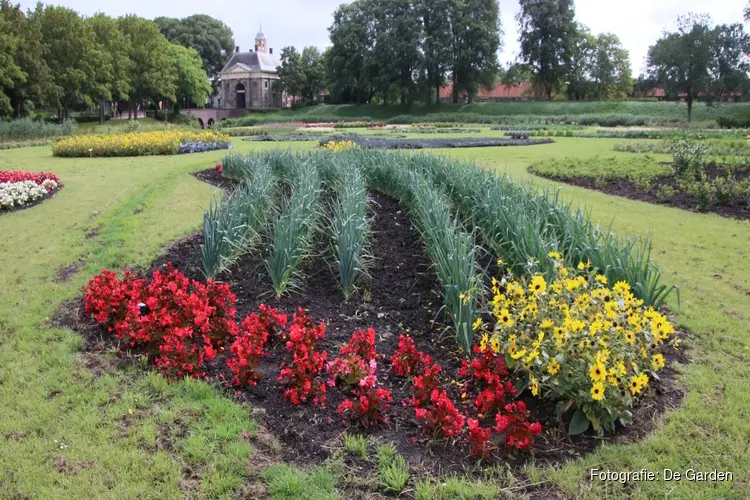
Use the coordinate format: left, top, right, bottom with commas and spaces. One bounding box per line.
530, 155, 750, 220
321, 137, 554, 149
61, 149, 686, 476
52, 130, 232, 157
0, 170, 62, 214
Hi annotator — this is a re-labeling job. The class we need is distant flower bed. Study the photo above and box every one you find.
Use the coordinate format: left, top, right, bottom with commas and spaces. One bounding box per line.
52, 131, 232, 157
0, 170, 61, 211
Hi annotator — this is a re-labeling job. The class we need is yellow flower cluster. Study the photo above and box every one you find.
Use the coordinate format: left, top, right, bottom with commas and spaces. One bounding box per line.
484, 252, 678, 434
52, 130, 231, 157
323, 140, 358, 152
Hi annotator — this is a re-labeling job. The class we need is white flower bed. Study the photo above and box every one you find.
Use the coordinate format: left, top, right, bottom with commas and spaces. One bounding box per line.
0, 179, 59, 209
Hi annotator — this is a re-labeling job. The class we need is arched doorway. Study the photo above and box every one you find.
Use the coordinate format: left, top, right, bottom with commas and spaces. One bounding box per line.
236, 83, 246, 109
208, 118, 215, 128
197, 118, 205, 129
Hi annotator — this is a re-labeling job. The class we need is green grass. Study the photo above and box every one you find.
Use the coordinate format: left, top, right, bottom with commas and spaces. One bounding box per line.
343, 434, 368, 459
2, 136, 750, 498
530, 154, 672, 181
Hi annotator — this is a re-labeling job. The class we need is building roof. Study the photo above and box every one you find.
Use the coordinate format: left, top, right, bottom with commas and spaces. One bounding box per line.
221, 51, 280, 75
439, 83, 533, 99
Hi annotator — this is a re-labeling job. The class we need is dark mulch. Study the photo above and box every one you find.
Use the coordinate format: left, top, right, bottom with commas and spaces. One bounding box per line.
192, 168, 228, 189
530, 164, 750, 221
0, 186, 63, 217
57, 169, 688, 478
341, 137, 555, 149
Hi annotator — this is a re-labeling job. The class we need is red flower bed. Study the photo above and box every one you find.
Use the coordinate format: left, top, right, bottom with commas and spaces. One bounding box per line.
0, 170, 60, 185
83, 264, 238, 378
82, 266, 540, 459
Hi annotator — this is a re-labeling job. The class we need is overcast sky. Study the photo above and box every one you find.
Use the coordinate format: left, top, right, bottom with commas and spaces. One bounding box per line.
18, 0, 749, 74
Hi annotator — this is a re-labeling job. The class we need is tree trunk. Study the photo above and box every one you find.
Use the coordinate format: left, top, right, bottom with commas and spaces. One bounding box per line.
128, 103, 132, 120
436, 84, 440, 105
100, 100, 105, 124
452, 73, 458, 103
687, 95, 693, 122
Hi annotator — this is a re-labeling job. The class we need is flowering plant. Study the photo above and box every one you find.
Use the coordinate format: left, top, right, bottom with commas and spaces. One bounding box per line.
227, 305, 287, 388
277, 308, 328, 406
83, 264, 239, 379
337, 359, 392, 427
0, 171, 61, 210
390, 334, 423, 377
411, 356, 465, 439
322, 140, 358, 152
52, 130, 231, 157
487, 252, 677, 434
327, 328, 377, 388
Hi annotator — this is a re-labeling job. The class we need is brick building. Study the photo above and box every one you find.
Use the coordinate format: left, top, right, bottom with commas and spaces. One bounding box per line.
217, 29, 282, 109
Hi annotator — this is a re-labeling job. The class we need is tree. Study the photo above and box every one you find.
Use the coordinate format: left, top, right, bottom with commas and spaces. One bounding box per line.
648, 14, 716, 122
565, 23, 596, 100
118, 15, 177, 116
168, 43, 211, 107
154, 15, 234, 78
710, 23, 750, 98
328, 1, 376, 104
39, 5, 98, 119
592, 33, 632, 99
86, 13, 133, 122
0, 12, 24, 116
299, 46, 325, 102
369, 0, 422, 105
450, 0, 502, 103
418, 0, 452, 104
278, 46, 304, 102
516, 0, 577, 100
501, 63, 533, 85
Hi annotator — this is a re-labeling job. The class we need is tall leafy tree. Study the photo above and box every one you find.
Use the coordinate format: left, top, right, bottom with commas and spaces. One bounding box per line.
501, 63, 534, 85
118, 15, 177, 116
516, 0, 577, 100
168, 43, 212, 107
86, 13, 133, 122
592, 33, 632, 99
0, 11, 23, 116
418, 0, 452, 104
710, 23, 750, 98
278, 46, 304, 102
39, 5, 98, 119
299, 46, 325, 102
328, 1, 376, 104
565, 23, 596, 100
154, 15, 234, 77
450, 0, 502, 103
648, 14, 715, 122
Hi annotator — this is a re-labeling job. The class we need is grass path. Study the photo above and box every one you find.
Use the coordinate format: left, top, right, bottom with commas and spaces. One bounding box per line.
1, 137, 748, 498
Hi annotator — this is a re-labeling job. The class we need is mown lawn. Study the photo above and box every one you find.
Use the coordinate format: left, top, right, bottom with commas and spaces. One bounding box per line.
1, 137, 748, 499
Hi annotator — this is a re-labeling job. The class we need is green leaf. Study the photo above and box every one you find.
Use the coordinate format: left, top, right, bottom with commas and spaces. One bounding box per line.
568, 409, 590, 435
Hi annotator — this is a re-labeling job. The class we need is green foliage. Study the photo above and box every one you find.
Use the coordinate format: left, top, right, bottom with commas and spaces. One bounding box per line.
201, 162, 276, 279
86, 13, 133, 119
261, 464, 338, 500
343, 434, 368, 458
516, 0, 577, 99
648, 14, 750, 121
376, 444, 409, 494
266, 162, 322, 297
0, 117, 76, 141
154, 14, 234, 77
670, 138, 710, 179
167, 43, 212, 106
530, 155, 670, 182
414, 477, 500, 499
327, 157, 372, 300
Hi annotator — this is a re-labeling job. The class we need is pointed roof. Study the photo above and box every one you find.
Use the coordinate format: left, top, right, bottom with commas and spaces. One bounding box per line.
256, 24, 265, 39
221, 51, 280, 75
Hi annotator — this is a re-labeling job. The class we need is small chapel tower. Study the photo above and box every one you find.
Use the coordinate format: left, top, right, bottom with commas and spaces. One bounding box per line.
255, 25, 267, 53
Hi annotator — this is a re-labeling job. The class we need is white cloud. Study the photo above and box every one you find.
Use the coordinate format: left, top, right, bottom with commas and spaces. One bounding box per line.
19, 0, 748, 75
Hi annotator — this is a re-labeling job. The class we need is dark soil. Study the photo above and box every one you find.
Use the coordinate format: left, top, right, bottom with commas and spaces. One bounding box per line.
530, 164, 750, 221
342, 137, 555, 149
58, 169, 688, 478
0, 185, 63, 217
192, 168, 228, 189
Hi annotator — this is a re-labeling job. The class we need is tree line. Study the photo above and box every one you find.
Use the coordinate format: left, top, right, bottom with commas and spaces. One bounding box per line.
278, 0, 750, 116
0, 2, 235, 121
